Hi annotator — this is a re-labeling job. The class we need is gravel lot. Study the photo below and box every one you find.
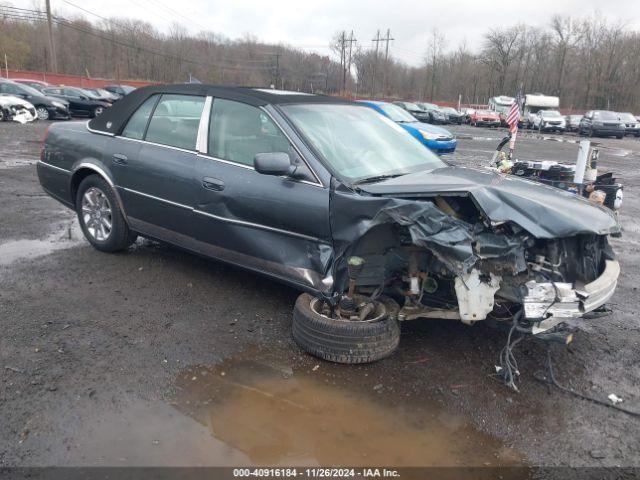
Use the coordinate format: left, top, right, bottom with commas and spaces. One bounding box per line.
1, 120, 639, 470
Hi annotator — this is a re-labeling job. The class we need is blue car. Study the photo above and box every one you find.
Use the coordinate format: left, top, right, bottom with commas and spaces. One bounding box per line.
359, 100, 457, 154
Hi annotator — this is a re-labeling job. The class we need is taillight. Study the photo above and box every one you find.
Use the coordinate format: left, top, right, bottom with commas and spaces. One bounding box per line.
40, 124, 51, 161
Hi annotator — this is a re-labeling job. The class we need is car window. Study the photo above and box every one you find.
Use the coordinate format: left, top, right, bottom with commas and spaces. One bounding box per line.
121, 95, 159, 140
145, 94, 205, 150
208, 99, 300, 167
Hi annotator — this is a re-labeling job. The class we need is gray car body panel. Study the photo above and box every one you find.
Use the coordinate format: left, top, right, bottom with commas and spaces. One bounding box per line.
37, 86, 620, 297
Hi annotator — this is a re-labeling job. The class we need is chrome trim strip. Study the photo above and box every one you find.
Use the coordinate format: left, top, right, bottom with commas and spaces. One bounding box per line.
197, 153, 255, 170
124, 187, 321, 242
86, 121, 115, 137
38, 160, 71, 174
127, 217, 329, 292
122, 187, 192, 210
196, 96, 212, 153
117, 135, 198, 155
193, 209, 322, 243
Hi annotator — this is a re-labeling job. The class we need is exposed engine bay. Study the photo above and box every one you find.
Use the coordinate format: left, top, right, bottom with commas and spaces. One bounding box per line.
327, 188, 619, 336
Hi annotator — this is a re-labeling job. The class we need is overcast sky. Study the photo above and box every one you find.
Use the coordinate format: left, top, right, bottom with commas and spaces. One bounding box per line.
15, 0, 640, 66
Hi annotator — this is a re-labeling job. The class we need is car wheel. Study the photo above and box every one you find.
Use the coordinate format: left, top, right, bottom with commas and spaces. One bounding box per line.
35, 106, 50, 120
589, 127, 594, 137
92, 106, 105, 118
292, 293, 400, 364
0, 108, 5, 122
76, 175, 137, 252
616, 134, 624, 139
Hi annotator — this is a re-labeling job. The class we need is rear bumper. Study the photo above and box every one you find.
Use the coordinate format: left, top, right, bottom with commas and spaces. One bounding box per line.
523, 259, 620, 332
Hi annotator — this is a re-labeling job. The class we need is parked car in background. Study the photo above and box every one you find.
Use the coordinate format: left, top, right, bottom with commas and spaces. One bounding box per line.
533, 110, 566, 133
469, 109, 500, 127
0, 95, 37, 122
440, 106, 464, 124
12, 79, 51, 92
460, 107, 476, 124
104, 84, 136, 99
36, 85, 621, 364
415, 102, 447, 124
0, 79, 70, 120
579, 111, 626, 138
81, 88, 120, 103
359, 100, 457, 154
565, 115, 583, 132
42, 86, 111, 118
617, 112, 640, 137
393, 101, 431, 122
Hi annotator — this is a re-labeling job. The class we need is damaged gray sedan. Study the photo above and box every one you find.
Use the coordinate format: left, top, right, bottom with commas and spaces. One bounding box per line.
37, 85, 621, 364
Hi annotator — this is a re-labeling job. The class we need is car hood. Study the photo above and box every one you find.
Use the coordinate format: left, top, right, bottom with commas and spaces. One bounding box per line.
403, 121, 452, 137
0, 95, 34, 108
357, 166, 620, 238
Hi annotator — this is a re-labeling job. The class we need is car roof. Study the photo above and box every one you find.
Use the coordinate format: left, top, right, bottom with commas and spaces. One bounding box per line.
89, 84, 354, 135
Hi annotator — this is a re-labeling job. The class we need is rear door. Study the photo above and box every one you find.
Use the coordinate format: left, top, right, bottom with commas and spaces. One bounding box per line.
192, 98, 332, 290
109, 93, 206, 237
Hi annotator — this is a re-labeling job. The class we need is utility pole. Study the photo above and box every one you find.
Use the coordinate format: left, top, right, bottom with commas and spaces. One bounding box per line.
340, 31, 347, 93
382, 28, 394, 96
45, 0, 57, 73
273, 51, 281, 88
344, 31, 357, 95
371, 30, 382, 97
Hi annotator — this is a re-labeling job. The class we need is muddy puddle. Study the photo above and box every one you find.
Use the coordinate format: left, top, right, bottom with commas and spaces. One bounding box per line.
166, 349, 525, 467
0, 221, 85, 267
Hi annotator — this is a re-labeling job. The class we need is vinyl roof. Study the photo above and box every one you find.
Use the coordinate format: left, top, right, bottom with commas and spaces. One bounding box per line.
89, 84, 353, 135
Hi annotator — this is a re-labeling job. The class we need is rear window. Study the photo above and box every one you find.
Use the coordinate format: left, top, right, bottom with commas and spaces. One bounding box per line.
144, 94, 205, 150
121, 95, 159, 140
593, 111, 618, 121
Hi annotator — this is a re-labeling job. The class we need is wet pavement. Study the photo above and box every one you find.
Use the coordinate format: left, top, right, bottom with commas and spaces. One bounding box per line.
1, 121, 639, 469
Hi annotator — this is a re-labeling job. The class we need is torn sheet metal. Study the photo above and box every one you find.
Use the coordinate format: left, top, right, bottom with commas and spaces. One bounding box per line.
357, 166, 621, 238
329, 181, 526, 294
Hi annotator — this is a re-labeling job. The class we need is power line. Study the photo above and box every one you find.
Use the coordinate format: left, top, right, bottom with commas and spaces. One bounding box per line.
0, 6, 274, 73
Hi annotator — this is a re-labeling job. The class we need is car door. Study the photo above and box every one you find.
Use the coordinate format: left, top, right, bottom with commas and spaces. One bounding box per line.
108, 93, 206, 237
192, 98, 332, 290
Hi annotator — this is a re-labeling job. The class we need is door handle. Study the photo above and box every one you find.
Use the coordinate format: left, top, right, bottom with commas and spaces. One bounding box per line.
202, 177, 225, 191
112, 153, 128, 165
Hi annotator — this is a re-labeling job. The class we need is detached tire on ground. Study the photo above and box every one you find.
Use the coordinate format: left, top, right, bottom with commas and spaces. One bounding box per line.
292, 293, 401, 364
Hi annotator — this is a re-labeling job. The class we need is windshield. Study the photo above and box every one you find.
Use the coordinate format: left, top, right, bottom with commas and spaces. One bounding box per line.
375, 103, 417, 123
15, 83, 42, 97
541, 110, 562, 118
594, 111, 618, 121
442, 107, 457, 113
477, 110, 493, 115
282, 104, 445, 182
121, 85, 136, 93
402, 102, 423, 111
618, 113, 636, 122
82, 89, 101, 99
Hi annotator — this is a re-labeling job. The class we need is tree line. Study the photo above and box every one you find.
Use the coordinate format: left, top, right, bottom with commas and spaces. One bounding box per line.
1, 4, 639, 112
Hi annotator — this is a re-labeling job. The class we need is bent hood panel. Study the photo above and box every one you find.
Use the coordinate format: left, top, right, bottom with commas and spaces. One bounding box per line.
358, 166, 620, 238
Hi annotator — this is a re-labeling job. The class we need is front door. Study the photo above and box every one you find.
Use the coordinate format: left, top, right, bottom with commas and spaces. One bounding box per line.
193, 98, 332, 291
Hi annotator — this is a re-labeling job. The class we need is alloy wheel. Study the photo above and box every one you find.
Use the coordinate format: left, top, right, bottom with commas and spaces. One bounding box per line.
36, 107, 50, 120
81, 187, 112, 241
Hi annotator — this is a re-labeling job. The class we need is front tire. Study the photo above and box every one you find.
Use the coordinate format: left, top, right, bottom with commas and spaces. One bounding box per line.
292, 294, 400, 364
35, 106, 50, 120
76, 175, 136, 252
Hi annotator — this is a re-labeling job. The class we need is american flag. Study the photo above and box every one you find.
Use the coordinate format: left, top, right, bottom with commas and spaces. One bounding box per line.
506, 90, 522, 133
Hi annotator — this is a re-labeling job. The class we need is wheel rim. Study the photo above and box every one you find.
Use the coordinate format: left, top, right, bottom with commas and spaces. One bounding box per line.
36, 107, 49, 120
310, 296, 387, 323
81, 187, 112, 241
95, 107, 104, 116
0, 109, 4, 121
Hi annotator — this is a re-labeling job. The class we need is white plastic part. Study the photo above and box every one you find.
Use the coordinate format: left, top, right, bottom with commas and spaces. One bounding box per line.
410, 277, 420, 295
454, 270, 501, 324
574, 140, 590, 184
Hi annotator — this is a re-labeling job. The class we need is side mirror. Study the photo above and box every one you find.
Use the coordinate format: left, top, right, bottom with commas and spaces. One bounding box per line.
254, 152, 294, 176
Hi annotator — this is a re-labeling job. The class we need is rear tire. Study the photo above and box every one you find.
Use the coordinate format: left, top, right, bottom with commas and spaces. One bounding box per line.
35, 106, 50, 120
75, 175, 136, 252
292, 294, 400, 364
